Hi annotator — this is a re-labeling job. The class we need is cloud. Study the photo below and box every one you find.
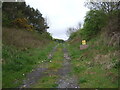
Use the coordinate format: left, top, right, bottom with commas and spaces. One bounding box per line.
25, 0, 89, 40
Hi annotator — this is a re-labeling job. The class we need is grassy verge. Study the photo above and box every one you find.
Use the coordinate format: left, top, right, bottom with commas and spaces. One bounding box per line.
2, 42, 55, 88
32, 44, 64, 88
67, 37, 119, 88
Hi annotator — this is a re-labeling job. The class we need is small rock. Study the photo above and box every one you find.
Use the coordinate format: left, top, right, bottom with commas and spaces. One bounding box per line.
23, 84, 26, 87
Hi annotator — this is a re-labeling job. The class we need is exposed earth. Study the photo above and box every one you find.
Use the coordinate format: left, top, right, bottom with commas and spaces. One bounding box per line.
20, 44, 80, 88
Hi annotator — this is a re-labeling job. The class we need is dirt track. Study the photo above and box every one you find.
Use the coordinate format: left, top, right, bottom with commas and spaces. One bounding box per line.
20, 44, 79, 88
20, 45, 58, 88
56, 46, 79, 88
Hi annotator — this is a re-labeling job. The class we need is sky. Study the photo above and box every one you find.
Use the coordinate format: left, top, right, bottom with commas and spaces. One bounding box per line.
25, 0, 89, 40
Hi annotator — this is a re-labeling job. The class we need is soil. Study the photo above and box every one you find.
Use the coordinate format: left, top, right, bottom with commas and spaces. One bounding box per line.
20, 44, 80, 88
20, 65, 48, 88
19, 45, 58, 88
56, 46, 80, 88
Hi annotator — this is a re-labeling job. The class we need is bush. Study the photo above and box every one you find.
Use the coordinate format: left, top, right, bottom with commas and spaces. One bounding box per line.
82, 10, 108, 40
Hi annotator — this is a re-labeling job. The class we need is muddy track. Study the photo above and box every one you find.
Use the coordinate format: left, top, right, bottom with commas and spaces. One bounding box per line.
56, 45, 80, 88
19, 45, 58, 88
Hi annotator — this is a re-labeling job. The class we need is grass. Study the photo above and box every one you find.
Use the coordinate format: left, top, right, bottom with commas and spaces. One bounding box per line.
2, 27, 56, 88
32, 44, 64, 88
2, 42, 55, 88
79, 66, 118, 88
33, 76, 58, 88
78, 77, 87, 84
67, 35, 119, 88
2, 27, 51, 48
47, 45, 63, 70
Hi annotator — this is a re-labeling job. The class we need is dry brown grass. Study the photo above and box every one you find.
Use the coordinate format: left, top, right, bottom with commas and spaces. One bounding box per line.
2, 27, 51, 49
99, 16, 120, 47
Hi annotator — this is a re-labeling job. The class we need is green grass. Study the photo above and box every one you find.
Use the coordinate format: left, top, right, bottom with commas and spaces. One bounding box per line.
32, 44, 64, 88
33, 76, 58, 88
66, 37, 119, 88
79, 66, 118, 88
47, 45, 63, 70
78, 77, 87, 84
2, 42, 55, 88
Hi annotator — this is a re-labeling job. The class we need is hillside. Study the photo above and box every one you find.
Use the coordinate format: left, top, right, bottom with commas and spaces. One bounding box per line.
67, 2, 120, 88
2, 2, 54, 88
2, 27, 55, 87
3, 27, 52, 48
2, 1, 120, 89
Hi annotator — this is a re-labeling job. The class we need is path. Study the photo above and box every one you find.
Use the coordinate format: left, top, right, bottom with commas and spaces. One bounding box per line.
56, 45, 79, 88
20, 44, 80, 88
20, 45, 58, 88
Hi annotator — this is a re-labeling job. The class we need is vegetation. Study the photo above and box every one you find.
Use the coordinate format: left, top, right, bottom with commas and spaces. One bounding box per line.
32, 44, 64, 88
68, 2, 120, 40
2, 2, 53, 88
2, 28, 52, 48
67, 36, 119, 88
67, 1, 120, 88
2, 1, 120, 88
2, 2, 49, 33
53, 39, 65, 43
2, 42, 56, 88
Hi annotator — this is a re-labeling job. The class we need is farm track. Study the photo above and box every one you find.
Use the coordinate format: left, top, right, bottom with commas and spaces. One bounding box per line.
56, 45, 79, 88
20, 45, 58, 88
20, 44, 79, 88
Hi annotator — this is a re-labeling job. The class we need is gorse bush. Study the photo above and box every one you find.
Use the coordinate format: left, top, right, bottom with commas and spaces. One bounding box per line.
13, 18, 34, 31
2, 2, 49, 33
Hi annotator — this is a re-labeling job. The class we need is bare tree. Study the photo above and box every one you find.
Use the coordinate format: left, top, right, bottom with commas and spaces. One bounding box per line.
66, 27, 77, 37
85, 2, 120, 13
77, 22, 81, 30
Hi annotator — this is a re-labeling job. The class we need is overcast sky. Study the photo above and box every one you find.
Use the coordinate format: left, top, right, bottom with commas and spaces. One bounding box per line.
25, 0, 89, 40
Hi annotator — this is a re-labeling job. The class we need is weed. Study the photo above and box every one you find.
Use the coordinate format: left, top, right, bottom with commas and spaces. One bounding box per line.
33, 75, 58, 88
73, 66, 86, 74
67, 37, 119, 88
79, 77, 87, 84
2, 43, 55, 88
31, 44, 63, 88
